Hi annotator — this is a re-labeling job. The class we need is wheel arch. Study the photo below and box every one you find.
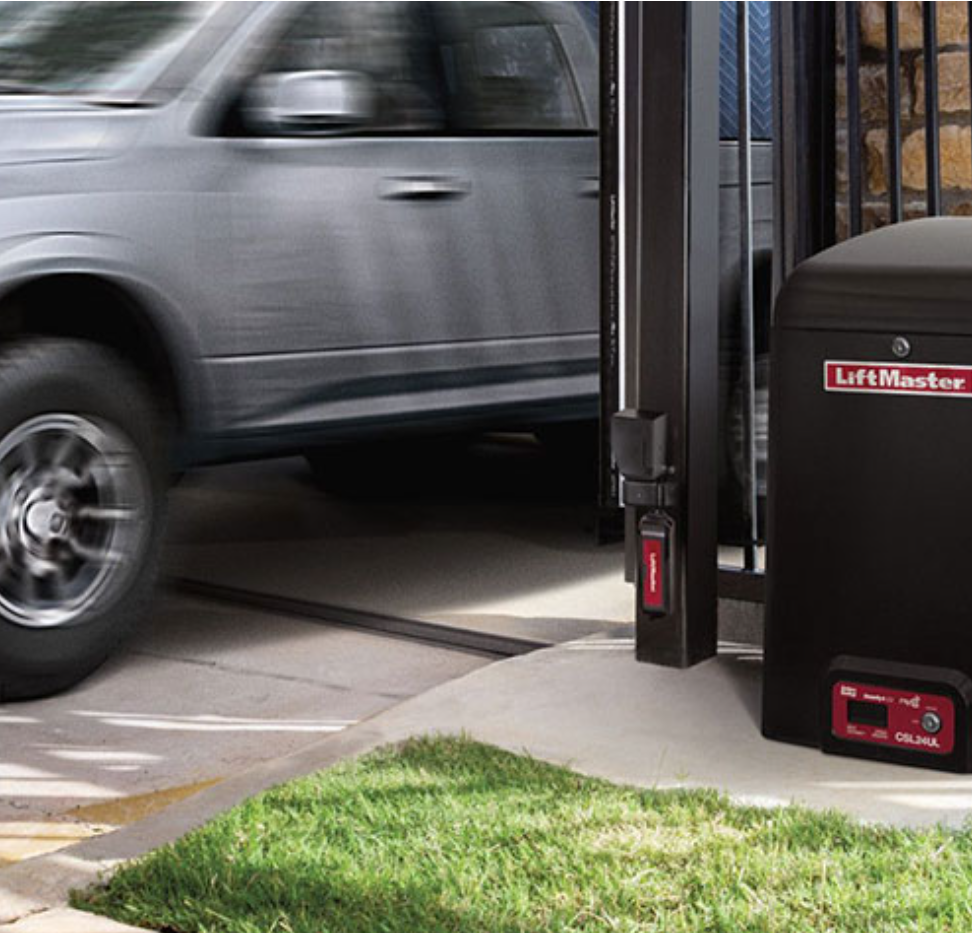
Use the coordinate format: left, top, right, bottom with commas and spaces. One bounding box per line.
0, 271, 203, 459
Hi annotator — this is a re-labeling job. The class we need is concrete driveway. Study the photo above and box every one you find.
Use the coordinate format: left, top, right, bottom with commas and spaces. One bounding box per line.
0, 590, 487, 864
0, 434, 624, 866
164, 437, 633, 642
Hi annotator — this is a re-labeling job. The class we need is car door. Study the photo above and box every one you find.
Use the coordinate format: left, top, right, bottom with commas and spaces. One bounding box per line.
200, 2, 599, 437
429, 2, 601, 391
206, 3, 497, 433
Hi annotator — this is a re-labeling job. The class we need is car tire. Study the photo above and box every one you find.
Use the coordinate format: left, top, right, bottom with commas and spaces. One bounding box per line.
0, 338, 168, 700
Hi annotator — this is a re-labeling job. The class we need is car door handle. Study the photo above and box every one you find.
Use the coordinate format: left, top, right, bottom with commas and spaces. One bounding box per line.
579, 176, 600, 199
378, 176, 471, 201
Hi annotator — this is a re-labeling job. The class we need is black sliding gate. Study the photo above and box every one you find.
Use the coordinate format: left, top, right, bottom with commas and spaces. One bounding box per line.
780, 1, 968, 255
607, 2, 964, 666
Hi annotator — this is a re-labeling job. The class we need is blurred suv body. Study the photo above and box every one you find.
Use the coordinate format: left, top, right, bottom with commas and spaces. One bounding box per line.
0, 1, 599, 465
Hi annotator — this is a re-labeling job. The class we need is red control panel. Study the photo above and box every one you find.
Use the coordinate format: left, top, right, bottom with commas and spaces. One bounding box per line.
831, 680, 954, 755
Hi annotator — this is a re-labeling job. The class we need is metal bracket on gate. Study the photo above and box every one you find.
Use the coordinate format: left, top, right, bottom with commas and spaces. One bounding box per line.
612, 409, 678, 619
622, 479, 678, 510
610, 409, 676, 508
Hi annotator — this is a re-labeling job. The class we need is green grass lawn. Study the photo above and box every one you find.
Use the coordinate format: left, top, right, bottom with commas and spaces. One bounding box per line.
74, 735, 972, 933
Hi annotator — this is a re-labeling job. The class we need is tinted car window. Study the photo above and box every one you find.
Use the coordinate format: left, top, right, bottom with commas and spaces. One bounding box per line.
0, 1, 217, 100
436, 3, 587, 132
260, 2, 444, 132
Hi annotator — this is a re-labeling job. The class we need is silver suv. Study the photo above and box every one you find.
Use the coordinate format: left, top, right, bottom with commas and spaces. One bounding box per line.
0, 2, 598, 697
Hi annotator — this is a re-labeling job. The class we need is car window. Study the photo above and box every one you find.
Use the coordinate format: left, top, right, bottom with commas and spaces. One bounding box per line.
256, 2, 444, 133
0, 1, 219, 102
435, 3, 588, 132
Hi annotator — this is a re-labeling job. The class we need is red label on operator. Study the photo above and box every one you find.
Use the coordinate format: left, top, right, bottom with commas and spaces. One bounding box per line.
831, 681, 955, 755
642, 538, 664, 611
825, 361, 972, 398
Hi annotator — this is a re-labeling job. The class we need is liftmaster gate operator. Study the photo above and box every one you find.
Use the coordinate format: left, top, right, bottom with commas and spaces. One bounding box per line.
763, 218, 972, 773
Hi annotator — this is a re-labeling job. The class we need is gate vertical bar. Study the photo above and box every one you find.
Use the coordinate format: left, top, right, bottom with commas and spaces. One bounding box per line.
735, 1, 759, 572
772, 3, 837, 291
597, 2, 621, 540
968, 4, 972, 190
622, 2, 642, 585
626, 3, 720, 666
845, 2, 863, 236
886, 2, 903, 223
923, 2, 941, 216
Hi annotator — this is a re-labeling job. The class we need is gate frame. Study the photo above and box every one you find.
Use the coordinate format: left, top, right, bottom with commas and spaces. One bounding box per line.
621, 3, 721, 667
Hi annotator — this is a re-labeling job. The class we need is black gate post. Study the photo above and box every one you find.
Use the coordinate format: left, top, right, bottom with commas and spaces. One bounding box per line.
596, 1, 622, 542
772, 2, 837, 289
623, 3, 721, 667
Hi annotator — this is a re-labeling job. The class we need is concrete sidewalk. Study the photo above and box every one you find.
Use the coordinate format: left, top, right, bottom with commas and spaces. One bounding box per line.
5, 631, 972, 929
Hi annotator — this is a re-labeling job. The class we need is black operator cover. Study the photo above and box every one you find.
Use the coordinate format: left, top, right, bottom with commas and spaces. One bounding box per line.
778, 217, 972, 335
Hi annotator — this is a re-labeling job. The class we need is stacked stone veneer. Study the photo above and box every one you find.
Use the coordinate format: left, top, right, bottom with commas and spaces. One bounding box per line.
838, 1, 972, 237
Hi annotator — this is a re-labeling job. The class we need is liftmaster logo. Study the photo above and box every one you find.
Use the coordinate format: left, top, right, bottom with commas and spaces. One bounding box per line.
825, 361, 972, 398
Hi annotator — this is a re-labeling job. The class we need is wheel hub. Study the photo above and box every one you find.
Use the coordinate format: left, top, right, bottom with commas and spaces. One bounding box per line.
0, 414, 147, 629
23, 495, 68, 544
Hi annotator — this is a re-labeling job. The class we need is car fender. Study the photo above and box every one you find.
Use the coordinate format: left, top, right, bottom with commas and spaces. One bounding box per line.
0, 232, 211, 441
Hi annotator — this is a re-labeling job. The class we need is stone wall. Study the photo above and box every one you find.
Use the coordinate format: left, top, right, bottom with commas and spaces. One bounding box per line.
837, 1, 972, 238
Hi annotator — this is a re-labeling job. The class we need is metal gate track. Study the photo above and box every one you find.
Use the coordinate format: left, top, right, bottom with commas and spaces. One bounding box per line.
168, 577, 546, 660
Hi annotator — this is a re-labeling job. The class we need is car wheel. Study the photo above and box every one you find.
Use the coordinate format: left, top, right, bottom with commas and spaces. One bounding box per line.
0, 339, 167, 700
